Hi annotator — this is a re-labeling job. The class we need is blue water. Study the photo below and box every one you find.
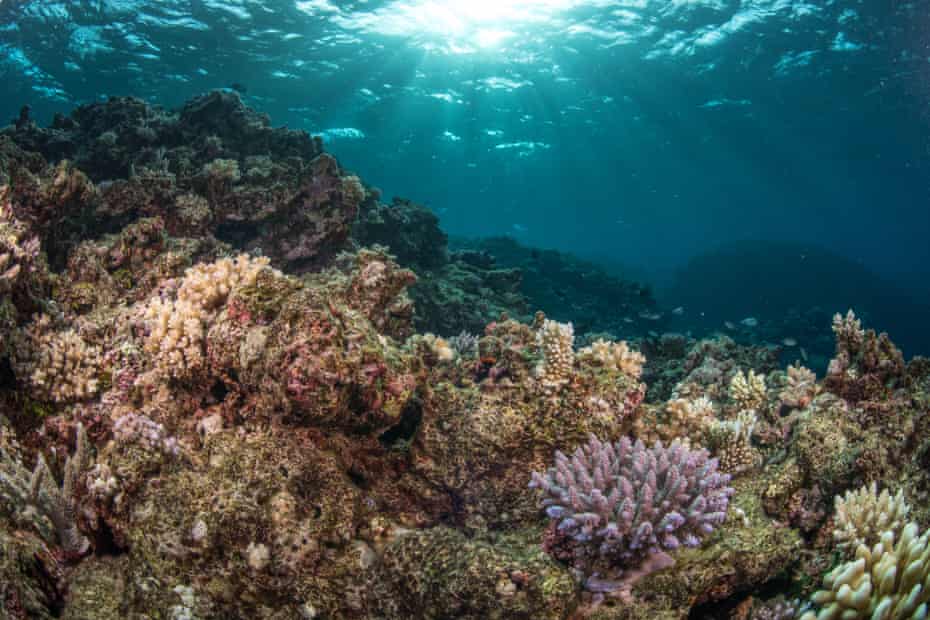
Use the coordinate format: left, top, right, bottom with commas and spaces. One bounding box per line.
2, 0, 929, 353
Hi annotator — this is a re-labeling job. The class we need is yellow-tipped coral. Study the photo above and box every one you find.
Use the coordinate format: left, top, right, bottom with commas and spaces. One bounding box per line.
730, 368, 767, 411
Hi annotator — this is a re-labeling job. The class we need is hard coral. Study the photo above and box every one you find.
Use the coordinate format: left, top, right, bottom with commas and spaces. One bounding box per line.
535, 318, 575, 394
13, 315, 104, 403
530, 434, 733, 591
634, 396, 717, 447
780, 363, 818, 410
825, 309, 906, 403
833, 482, 910, 553
579, 338, 646, 379
730, 369, 767, 412
801, 522, 930, 620
142, 253, 270, 380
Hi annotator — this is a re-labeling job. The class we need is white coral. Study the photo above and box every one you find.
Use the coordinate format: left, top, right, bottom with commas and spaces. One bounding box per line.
832, 309, 864, 349
143, 297, 207, 379
178, 254, 268, 310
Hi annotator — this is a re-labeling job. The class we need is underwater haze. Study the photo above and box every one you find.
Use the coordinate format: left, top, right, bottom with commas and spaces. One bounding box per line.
1, 0, 929, 354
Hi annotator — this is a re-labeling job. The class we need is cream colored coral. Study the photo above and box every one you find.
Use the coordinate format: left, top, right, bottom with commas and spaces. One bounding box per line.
730, 369, 766, 411
832, 309, 864, 348
14, 315, 102, 402
419, 333, 455, 362
712, 409, 757, 444
535, 319, 574, 393
579, 338, 646, 379
668, 396, 717, 442
635, 396, 717, 446
780, 363, 818, 410
142, 254, 269, 379
178, 254, 269, 310
709, 409, 760, 475
800, 522, 930, 620
143, 297, 206, 379
834, 483, 910, 552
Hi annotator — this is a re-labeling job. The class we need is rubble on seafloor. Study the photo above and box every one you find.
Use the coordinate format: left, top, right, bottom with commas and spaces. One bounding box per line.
0, 92, 928, 620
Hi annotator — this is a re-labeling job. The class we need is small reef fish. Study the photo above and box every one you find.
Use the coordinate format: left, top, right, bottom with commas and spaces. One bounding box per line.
800, 347, 809, 361
724, 321, 736, 330
671, 306, 684, 316
622, 317, 634, 324
782, 338, 797, 347
740, 317, 759, 328
638, 311, 663, 321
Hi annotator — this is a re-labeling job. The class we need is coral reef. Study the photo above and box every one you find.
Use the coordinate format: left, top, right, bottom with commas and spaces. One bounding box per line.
0, 92, 929, 619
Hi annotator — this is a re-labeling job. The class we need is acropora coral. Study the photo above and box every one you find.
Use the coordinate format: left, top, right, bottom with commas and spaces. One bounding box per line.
529, 435, 733, 600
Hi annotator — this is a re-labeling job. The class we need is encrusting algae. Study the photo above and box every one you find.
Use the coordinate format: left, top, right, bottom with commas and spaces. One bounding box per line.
0, 93, 928, 619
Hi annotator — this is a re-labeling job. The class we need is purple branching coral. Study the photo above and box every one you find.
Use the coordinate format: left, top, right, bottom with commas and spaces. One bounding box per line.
530, 434, 733, 595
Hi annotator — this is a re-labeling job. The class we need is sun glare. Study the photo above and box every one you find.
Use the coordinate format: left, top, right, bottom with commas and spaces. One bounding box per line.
395, 0, 579, 50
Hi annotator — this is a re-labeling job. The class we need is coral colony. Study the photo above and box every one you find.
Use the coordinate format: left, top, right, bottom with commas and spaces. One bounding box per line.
0, 93, 929, 619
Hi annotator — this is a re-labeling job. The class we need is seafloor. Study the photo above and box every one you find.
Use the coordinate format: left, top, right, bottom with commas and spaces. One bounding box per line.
0, 92, 928, 620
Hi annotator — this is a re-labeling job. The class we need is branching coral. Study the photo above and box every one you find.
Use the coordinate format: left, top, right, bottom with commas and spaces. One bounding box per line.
112, 412, 180, 456
833, 482, 910, 553
142, 254, 270, 379
447, 330, 479, 359
142, 297, 207, 379
832, 309, 864, 351
0, 193, 43, 296
800, 522, 930, 620
578, 338, 646, 379
825, 309, 906, 404
634, 396, 717, 447
535, 318, 574, 393
780, 363, 818, 410
13, 315, 104, 402
530, 434, 733, 591
709, 409, 761, 476
177, 254, 269, 310
730, 368, 767, 411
